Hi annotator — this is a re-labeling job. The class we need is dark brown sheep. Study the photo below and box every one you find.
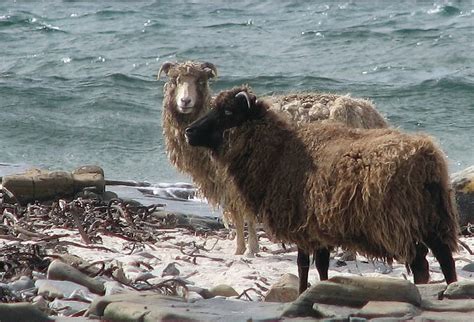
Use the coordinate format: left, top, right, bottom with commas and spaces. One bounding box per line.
185, 86, 460, 293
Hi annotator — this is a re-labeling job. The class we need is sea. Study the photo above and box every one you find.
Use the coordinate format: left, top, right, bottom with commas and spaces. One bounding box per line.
0, 1, 473, 216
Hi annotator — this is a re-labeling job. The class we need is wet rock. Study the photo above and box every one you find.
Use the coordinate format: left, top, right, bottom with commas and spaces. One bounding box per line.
451, 165, 474, 226
421, 298, 474, 312
416, 284, 446, 300
462, 263, 474, 272
47, 259, 105, 295
36, 279, 91, 300
415, 311, 474, 321
86, 292, 185, 317
443, 280, 474, 299
7, 276, 35, 293
104, 302, 199, 322
72, 165, 105, 194
31, 295, 49, 312
282, 276, 421, 318
87, 292, 284, 321
265, 273, 299, 303
102, 190, 119, 202
49, 298, 90, 316
161, 262, 180, 277
0, 302, 53, 322
353, 301, 420, 319
209, 284, 239, 298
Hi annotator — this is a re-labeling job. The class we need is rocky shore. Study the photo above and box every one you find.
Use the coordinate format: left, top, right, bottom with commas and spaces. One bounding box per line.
0, 165, 473, 321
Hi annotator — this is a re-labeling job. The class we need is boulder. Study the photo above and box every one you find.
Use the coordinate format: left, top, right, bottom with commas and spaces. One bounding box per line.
87, 292, 284, 321
451, 165, 474, 226
2, 168, 74, 204
282, 276, 421, 318
72, 165, 105, 194
443, 280, 474, 299
421, 299, 474, 312
0, 302, 53, 322
353, 301, 421, 319
264, 273, 299, 303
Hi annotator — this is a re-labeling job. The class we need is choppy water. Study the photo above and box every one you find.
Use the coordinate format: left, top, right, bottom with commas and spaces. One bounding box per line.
1, 1, 473, 214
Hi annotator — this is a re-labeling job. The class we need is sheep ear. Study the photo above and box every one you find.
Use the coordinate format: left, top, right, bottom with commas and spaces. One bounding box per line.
235, 91, 252, 109
158, 62, 176, 79
201, 62, 218, 78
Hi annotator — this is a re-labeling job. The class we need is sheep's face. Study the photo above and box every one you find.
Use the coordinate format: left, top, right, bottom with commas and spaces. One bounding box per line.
159, 61, 217, 114
185, 87, 262, 150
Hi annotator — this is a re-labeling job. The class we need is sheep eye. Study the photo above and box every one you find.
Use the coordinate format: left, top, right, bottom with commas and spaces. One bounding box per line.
224, 110, 233, 116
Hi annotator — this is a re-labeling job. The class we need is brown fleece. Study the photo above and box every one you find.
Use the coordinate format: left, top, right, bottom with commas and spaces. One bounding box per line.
213, 86, 459, 263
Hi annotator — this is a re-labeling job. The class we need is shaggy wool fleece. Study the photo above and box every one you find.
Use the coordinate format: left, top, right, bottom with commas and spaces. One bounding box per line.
213, 86, 459, 263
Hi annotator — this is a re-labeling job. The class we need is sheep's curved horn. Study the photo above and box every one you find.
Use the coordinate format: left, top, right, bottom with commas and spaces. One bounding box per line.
158, 62, 176, 79
201, 62, 218, 78
235, 91, 252, 109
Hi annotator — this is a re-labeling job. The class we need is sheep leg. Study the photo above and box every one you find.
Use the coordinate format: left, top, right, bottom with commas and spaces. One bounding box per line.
234, 216, 246, 255
409, 242, 430, 284
246, 216, 260, 255
297, 248, 310, 294
425, 236, 457, 284
314, 247, 330, 281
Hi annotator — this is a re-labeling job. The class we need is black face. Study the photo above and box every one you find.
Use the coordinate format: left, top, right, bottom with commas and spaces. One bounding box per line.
185, 89, 255, 150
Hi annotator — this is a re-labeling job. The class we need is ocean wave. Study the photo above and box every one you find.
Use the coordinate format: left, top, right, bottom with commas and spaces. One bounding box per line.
105, 73, 155, 85
137, 183, 197, 202
393, 28, 440, 35
204, 21, 253, 29
94, 9, 138, 17
427, 5, 462, 16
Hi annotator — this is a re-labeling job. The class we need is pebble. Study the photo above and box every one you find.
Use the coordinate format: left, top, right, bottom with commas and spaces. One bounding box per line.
209, 284, 239, 298
264, 273, 299, 302
47, 259, 105, 295
461, 262, 474, 272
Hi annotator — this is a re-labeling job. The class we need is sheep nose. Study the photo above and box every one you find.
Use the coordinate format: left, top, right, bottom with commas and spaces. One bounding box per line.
185, 126, 195, 136
181, 97, 192, 106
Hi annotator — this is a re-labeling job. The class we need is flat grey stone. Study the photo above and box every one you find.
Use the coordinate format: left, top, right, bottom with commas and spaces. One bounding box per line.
282, 276, 421, 317
7, 276, 35, 293
49, 298, 90, 316
87, 291, 285, 321
443, 280, 474, 299
420, 299, 474, 312
0, 302, 53, 322
416, 284, 447, 300
353, 301, 421, 319
36, 279, 96, 301
86, 292, 186, 317
415, 310, 474, 321
104, 301, 199, 322
47, 259, 105, 295
462, 263, 474, 272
